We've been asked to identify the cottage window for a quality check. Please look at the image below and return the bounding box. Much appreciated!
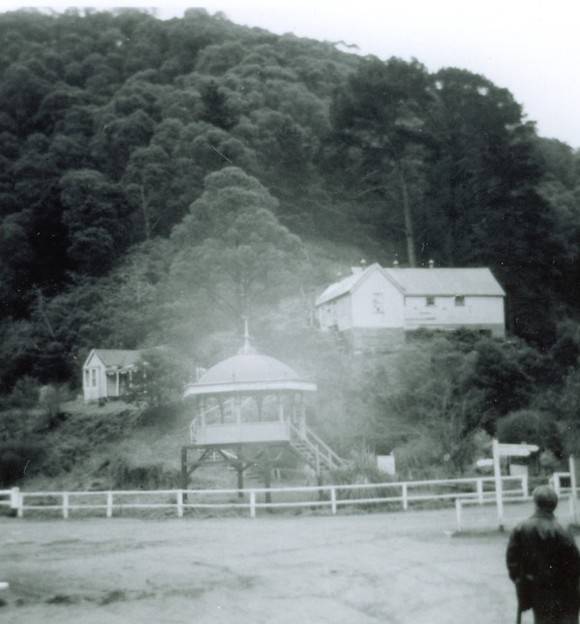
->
[426,296,435,306]
[455,296,465,307]
[91,369,97,387]
[372,292,385,314]
[84,369,89,387]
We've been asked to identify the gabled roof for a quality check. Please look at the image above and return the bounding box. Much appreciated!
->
[85,349,142,369]
[316,265,505,306]
[384,268,505,296]
[315,263,383,306]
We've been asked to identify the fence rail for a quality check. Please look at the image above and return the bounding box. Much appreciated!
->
[454,490,578,532]
[3,475,527,520]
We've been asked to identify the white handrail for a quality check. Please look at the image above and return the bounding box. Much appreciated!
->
[288,422,343,468]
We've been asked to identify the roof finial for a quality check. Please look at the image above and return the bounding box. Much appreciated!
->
[239,317,256,355]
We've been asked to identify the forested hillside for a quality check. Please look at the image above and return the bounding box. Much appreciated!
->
[2,8,580,481]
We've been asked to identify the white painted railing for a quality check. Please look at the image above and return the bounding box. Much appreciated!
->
[454,489,577,532]
[10,475,526,520]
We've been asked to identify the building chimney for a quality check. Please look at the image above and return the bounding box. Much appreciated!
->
[428,259,435,269]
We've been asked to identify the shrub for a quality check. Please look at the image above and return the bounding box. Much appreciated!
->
[0,442,46,486]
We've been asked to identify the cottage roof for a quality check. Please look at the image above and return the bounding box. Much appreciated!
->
[384,268,505,296]
[316,265,505,305]
[90,349,141,369]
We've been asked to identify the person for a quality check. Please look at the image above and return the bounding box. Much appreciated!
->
[506,485,580,624]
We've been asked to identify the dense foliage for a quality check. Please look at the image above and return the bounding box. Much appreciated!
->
[1,8,580,475]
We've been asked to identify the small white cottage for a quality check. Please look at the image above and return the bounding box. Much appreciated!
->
[82,349,141,402]
[316,263,505,351]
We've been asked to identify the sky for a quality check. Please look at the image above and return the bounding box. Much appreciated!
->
[2,0,579,148]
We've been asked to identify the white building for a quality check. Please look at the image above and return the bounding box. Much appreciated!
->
[82,349,141,402]
[316,263,505,352]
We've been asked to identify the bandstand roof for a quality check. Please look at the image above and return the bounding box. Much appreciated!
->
[184,349,316,398]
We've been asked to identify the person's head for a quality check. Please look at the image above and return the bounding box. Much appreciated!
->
[533,485,558,513]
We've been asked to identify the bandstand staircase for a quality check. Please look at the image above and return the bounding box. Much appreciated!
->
[288,423,345,472]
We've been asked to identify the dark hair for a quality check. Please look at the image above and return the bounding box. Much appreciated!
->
[533,485,558,512]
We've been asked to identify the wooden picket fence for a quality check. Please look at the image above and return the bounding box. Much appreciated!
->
[3,475,527,520]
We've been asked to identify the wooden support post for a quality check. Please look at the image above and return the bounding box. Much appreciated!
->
[300,397,307,437]
[264,465,272,506]
[317,470,324,501]
[330,487,337,515]
[17,493,24,518]
[522,473,529,499]
[256,396,264,422]
[181,447,189,492]
[106,491,113,518]
[62,492,69,519]
[237,446,244,498]
[402,483,408,511]
[234,395,241,426]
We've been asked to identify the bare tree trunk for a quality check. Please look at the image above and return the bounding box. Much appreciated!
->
[140,184,151,240]
[396,161,417,267]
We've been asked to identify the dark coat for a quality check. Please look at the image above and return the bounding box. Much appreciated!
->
[507,510,580,623]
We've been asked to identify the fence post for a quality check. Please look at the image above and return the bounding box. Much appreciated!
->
[455,498,462,532]
[177,490,184,518]
[250,491,256,519]
[9,487,19,511]
[17,492,24,518]
[476,479,484,504]
[521,473,529,499]
[330,487,337,515]
[106,491,113,519]
[62,492,69,519]
[402,483,408,511]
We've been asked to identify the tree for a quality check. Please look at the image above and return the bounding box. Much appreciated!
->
[371,336,485,473]
[60,169,131,275]
[328,57,432,265]
[170,167,303,327]
[130,347,191,408]
[122,145,171,239]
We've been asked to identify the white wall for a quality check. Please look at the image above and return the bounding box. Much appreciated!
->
[351,270,405,328]
[318,294,352,331]
[404,295,505,330]
[83,352,106,402]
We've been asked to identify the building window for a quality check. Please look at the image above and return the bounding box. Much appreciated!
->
[426,296,435,306]
[91,369,97,387]
[372,292,385,314]
[455,296,465,307]
[84,369,89,387]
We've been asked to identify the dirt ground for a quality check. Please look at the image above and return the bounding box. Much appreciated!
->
[0,504,568,624]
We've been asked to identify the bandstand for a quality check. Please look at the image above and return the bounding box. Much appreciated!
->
[181,331,343,493]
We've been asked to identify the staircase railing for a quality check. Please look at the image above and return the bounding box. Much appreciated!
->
[289,422,344,469]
